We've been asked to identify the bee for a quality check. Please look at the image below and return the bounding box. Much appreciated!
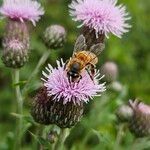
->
[65,34,105,82]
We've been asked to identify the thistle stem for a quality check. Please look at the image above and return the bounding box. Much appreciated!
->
[22,50,51,95]
[54,129,69,150]
[13,69,23,150]
[114,124,125,150]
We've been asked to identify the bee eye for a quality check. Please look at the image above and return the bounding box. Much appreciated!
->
[74,74,79,77]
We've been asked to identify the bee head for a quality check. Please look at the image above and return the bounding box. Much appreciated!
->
[67,63,81,82]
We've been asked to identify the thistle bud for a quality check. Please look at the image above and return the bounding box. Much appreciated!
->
[101,62,118,83]
[2,20,29,68]
[43,25,66,49]
[31,87,84,128]
[129,100,150,137]
[116,104,133,122]
[47,130,58,144]
[31,87,50,125]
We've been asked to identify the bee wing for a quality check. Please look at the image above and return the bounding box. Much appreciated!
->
[73,34,87,54]
[89,43,105,56]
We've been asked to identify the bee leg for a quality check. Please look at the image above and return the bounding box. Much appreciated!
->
[68,76,72,83]
[80,75,82,80]
[90,64,96,77]
[85,67,93,81]
[77,75,82,83]
[64,59,69,70]
[86,63,95,81]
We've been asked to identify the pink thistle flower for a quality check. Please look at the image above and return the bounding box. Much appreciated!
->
[0,0,44,26]
[129,99,150,115]
[5,39,25,50]
[129,99,150,137]
[69,0,131,38]
[2,20,29,68]
[42,59,106,105]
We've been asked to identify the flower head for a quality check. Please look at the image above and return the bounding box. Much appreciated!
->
[69,0,131,38]
[128,99,150,137]
[42,59,106,105]
[129,100,150,115]
[0,0,44,26]
[2,20,29,68]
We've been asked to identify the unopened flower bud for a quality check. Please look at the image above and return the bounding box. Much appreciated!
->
[116,104,133,122]
[101,62,118,83]
[31,87,84,128]
[31,87,50,125]
[43,25,66,49]
[129,100,150,137]
[111,81,123,92]
[2,20,29,68]
[47,130,58,144]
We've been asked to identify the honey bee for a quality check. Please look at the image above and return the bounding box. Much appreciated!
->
[65,34,105,82]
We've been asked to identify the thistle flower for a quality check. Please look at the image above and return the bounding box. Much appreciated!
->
[69,0,131,38]
[2,20,29,68]
[0,0,44,67]
[42,59,106,105]
[31,59,106,128]
[0,0,44,26]
[43,25,67,49]
[101,61,118,83]
[128,100,150,137]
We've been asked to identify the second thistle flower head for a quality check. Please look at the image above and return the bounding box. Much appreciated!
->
[42,59,106,105]
[69,0,131,38]
[0,0,44,25]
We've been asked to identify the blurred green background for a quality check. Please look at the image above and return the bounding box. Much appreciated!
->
[0,0,150,149]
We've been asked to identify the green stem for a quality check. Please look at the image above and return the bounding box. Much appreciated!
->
[33,126,42,150]
[114,124,125,150]
[13,69,23,150]
[54,129,69,150]
[22,50,51,95]
[131,138,141,150]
